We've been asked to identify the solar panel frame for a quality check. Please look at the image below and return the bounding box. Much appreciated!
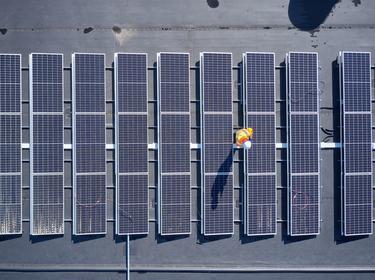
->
[287,52,321,236]
[339,51,373,236]
[243,52,277,236]
[157,52,191,236]
[114,52,149,235]
[200,52,234,236]
[0,54,22,235]
[72,53,107,235]
[29,53,64,235]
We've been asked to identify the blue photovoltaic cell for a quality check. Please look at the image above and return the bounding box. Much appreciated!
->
[74,54,105,113]
[118,114,148,173]
[290,175,319,235]
[203,175,233,235]
[204,144,233,173]
[203,83,232,112]
[0,54,21,235]
[158,53,191,235]
[116,53,147,113]
[73,53,106,235]
[118,175,148,234]
[32,54,63,112]
[244,53,276,236]
[341,51,372,236]
[160,114,190,173]
[32,175,63,234]
[247,175,276,235]
[0,176,21,234]
[32,115,64,173]
[30,53,64,235]
[290,114,319,174]
[115,53,148,235]
[289,52,318,113]
[75,175,106,234]
[246,53,275,112]
[288,52,320,236]
[161,175,190,234]
[0,115,21,173]
[201,52,233,235]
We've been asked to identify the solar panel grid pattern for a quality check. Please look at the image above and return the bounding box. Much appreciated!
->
[245,53,276,235]
[201,52,233,235]
[73,53,106,235]
[158,53,191,235]
[116,53,148,235]
[30,54,64,235]
[342,52,372,236]
[288,52,320,235]
[0,54,21,235]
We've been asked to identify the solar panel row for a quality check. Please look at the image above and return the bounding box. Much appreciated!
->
[158,53,191,235]
[72,53,107,235]
[340,51,373,236]
[201,52,234,236]
[115,53,149,235]
[0,52,373,238]
[243,52,276,236]
[30,53,64,235]
[287,52,320,236]
[0,54,21,235]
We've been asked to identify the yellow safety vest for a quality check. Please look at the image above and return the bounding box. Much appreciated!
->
[236,128,253,148]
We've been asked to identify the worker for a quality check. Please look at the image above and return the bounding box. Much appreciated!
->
[235,128,253,149]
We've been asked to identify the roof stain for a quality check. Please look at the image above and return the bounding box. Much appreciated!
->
[83,27,94,34]
[352,0,361,6]
[309,29,320,37]
[207,0,219,8]
[0,28,7,35]
[112,26,122,34]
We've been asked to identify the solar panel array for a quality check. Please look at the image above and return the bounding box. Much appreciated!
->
[72,53,106,235]
[157,53,191,235]
[243,53,276,236]
[287,52,320,236]
[115,53,148,235]
[0,54,22,235]
[340,51,373,236]
[30,53,64,235]
[201,52,233,236]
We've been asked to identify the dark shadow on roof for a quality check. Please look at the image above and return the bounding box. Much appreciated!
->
[288,0,339,31]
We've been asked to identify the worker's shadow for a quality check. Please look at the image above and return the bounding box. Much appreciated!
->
[211,150,233,209]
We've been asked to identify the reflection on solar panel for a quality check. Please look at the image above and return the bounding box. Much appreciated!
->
[72,53,106,235]
[340,51,373,236]
[115,53,148,235]
[157,53,191,235]
[287,52,320,236]
[200,52,233,236]
[30,53,64,235]
[243,52,276,236]
[0,54,21,235]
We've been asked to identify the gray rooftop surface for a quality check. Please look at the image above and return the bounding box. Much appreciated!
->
[0,0,375,279]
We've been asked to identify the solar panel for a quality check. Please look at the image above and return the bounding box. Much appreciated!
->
[200,52,233,236]
[340,51,373,236]
[115,53,148,235]
[157,52,191,235]
[72,53,106,235]
[243,52,276,236]
[0,54,22,235]
[30,54,64,236]
[287,52,320,236]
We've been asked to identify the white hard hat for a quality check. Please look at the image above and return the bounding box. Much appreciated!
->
[243,141,252,149]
